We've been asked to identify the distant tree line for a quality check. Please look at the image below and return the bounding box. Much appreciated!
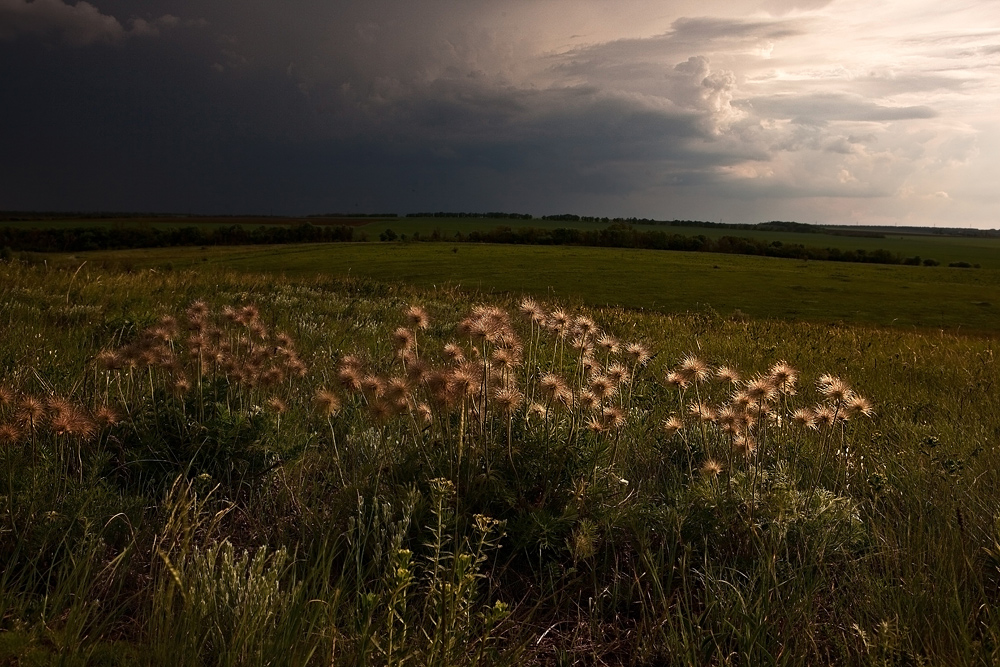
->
[405,212,534,219]
[0,221,979,269]
[0,223,354,253]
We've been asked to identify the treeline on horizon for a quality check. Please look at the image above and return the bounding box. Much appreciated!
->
[0,221,982,269]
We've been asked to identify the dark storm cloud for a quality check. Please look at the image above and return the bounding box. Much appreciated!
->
[0,0,994,225]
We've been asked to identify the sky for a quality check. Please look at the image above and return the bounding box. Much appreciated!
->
[1,0,999,227]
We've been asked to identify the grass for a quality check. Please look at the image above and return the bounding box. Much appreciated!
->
[1,257,1000,665]
[73,241,1000,332]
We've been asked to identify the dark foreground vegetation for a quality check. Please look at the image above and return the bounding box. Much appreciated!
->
[1,259,999,665]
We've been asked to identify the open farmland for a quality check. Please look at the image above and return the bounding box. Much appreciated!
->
[74,242,1000,332]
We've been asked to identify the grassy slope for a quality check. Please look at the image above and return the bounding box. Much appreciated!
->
[76,242,1000,331]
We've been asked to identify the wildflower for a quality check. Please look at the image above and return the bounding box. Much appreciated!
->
[519,298,542,321]
[700,459,723,479]
[493,387,523,414]
[415,403,433,424]
[360,375,386,398]
[405,358,429,383]
[589,375,616,401]
[733,435,757,457]
[171,376,191,396]
[95,350,123,370]
[267,397,288,414]
[492,345,523,370]
[768,361,798,394]
[678,355,711,384]
[845,394,874,417]
[573,315,598,340]
[661,416,683,436]
[813,405,836,428]
[577,390,600,412]
[548,309,571,334]
[605,362,630,386]
[688,401,716,423]
[624,342,651,366]
[93,405,120,428]
[791,407,817,429]
[314,389,341,417]
[405,305,430,329]
[337,365,363,392]
[819,377,852,403]
[716,406,745,435]
[186,299,210,321]
[715,365,741,385]
[0,423,21,446]
[600,406,625,430]
[392,327,415,351]
[0,385,13,409]
[596,334,620,354]
[745,376,777,404]
[527,403,548,420]
[17,396,45,429]
[539,373,570,405]
[449,368,479,397]
[580,355,600,376]
[443,343,465,363]
[665,371,690,390]
[386,377,410,402]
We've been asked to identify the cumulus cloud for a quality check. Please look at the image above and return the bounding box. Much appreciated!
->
[0,0,181,45]
[0,0,124,45]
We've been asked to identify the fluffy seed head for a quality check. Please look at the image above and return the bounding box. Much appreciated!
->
[589,375,616,401]
[665,371,690,390]
[813,405,836,428]
[493,387,523,414]
[17,396,45,428]
[443,343,465,364]
[745,376,777,403]
[791,408,817,429]
[0,423,22,446]
[700,459,723,479]
[688,401,717,423]
[678,355,711,384]
[577,390,600,412]
[661,416,683,436]
[768,361,799,393]
[624,342,651,366]
[715,365,741,384]
[392,327,415,351]
[360,375,386,398]
[405,305,430,329]
[314,389,341,417]
[819,377,851,403]
[596,334,620,354]
[845,394,874,417]
[93,405,120,427]
[539,373,570,404]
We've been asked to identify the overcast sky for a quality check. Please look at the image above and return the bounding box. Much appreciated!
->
[2,0,998,226]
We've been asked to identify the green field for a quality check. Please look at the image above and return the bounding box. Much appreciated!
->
[2,255,1000,665]
[76,242,1000,331]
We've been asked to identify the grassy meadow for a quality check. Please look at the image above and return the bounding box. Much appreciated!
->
[77,242,1000,332]
[1,253,1000,665]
